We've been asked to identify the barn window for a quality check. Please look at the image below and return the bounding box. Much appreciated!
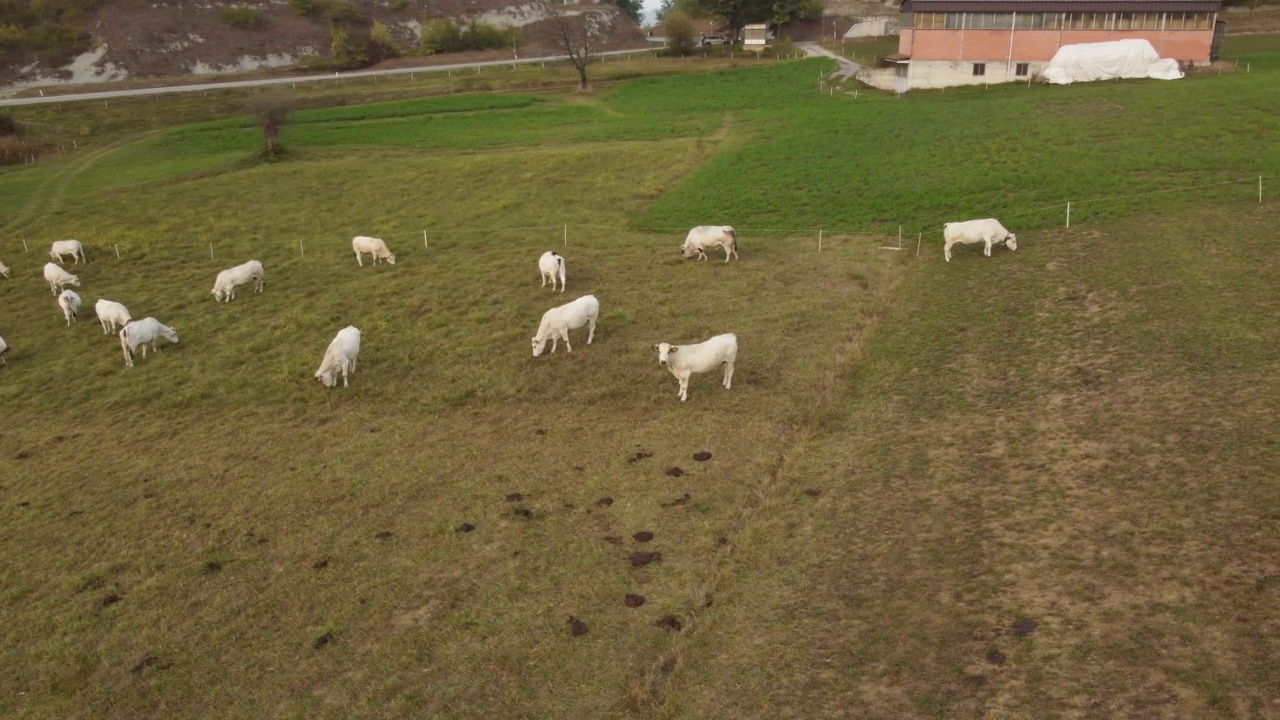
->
[1015,63,1030,76]
[973,63,987,76]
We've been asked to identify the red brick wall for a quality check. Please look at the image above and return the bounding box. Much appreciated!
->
[901,28,1213,63]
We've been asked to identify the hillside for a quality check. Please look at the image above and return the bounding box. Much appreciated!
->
[1,0,646,89]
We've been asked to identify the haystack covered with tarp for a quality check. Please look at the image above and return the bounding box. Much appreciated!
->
[1043,39,1184,84]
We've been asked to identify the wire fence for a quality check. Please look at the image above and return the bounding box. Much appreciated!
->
[0,173,1271,263]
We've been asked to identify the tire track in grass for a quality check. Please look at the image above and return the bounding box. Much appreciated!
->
[628,261,909,715]
[0,135,148,237]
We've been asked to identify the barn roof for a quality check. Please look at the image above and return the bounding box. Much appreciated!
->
[901,0,1221,11]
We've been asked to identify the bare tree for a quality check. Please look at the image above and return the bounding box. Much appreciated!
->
[247,90,292,156]
[541,2,602,91]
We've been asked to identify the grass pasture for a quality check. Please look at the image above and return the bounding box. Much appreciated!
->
[1,42,1279,718]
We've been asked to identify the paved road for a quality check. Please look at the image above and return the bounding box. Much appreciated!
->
[0,47,656,107]
[798,42,863,83]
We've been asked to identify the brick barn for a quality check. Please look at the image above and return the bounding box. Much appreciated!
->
[890,0,1225,89]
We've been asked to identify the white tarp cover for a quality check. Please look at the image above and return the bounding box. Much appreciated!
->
[1043,39,1183,84]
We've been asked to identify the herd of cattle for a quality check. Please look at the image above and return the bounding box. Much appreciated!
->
[0,220,1017,399]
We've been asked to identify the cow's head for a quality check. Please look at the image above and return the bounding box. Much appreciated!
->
[531,336,548,358]
[316,368,336,387]
[385,254,397,265]
[652,343,677,366]
[680,244,696,259]
[1005,233,1018,251]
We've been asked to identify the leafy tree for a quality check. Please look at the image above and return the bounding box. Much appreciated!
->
[704,0,771,34]
[369,19,397,60]
[664,11,696,55]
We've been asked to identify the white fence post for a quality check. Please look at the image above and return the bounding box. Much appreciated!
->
[916,232,922,258]
[818,228,823,252]
[564,225,568,247]
[1260,175,1263,203]
[898,225,903,249]
[300,239,305,257]
[423,230,428,249]
[22,239,28,252]
[114,244,120,259]
[1066,202,1071,229]
[209,243,214,261]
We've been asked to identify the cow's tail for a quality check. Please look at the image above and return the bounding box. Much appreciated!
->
[726,226,737,251]
[119,327,132,363]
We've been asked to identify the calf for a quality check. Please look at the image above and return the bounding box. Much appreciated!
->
[653,333,737,402]
[211,260,265,302]
[538,251,566,292]
[315,326,361,388]
[44,262,80,295]
[352,236,396,267]
[681,226,739,262]
[120,317,179,367]
[95,299,132,335]
[58,289,82,327]
[50,239,87,265]
[943,219,1018,262]
[532,294,598,357]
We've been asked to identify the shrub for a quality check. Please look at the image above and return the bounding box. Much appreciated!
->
[368,20,398,62]
[288,0,315,15]
[330,23,368,68]
[389,0,407,10]
[421,19,519,53]
[0,114,17,136]
[319,0,366,24]
[220,5,267,30]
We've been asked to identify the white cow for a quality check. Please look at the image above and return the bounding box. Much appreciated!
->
[681,226,739,262]
[50,239,87,265]
[531,294,598,357]
[315,326,361,388]
[119,317,179,367]
[95,299,132,335]
[58,290,82,327]
[0,259,9,279]
[653,333,737,402]
[211,260,265,302]
[538,251,566,292]
[352,236,396,267]
[0,334,7,365]
[943,218,1018,262]
[43,262,80,295]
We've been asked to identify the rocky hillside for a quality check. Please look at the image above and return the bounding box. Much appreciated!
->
[1,0,645,90]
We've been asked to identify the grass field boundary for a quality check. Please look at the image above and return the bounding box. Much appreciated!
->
[2,173,1269,261]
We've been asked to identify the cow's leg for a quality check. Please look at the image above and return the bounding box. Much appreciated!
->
[723,244,732,262]
[984,238,993,257]
[342,362,349,387]
[563,329,572,353]
[541,272,546,288]
[679,374,689,402]
[724,360,733,389]
[587,317,595,345]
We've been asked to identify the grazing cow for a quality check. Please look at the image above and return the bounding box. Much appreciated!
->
[49,239,87,265]
[211,260,265,302]
[0,334,7,365]
[119,317,179,367]
[942,219,1018,262]
[0,259,9,279]
[95,299,132,335]
[43,262,80,295]
[531,294,598,357]
[315,326,361,388]
[58,289,81,327]
[352,236,396,267]
[652,333,737,402]
[681,226,739,262]
[538,251,566,292]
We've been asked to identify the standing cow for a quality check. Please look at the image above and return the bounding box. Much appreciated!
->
[681,226,739,262]
[538,251,566,292]
[352,236,396,267]
[58,290,82,327]
[211,260,265,302]
[315,326,361,388]
[652,333,737,402]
